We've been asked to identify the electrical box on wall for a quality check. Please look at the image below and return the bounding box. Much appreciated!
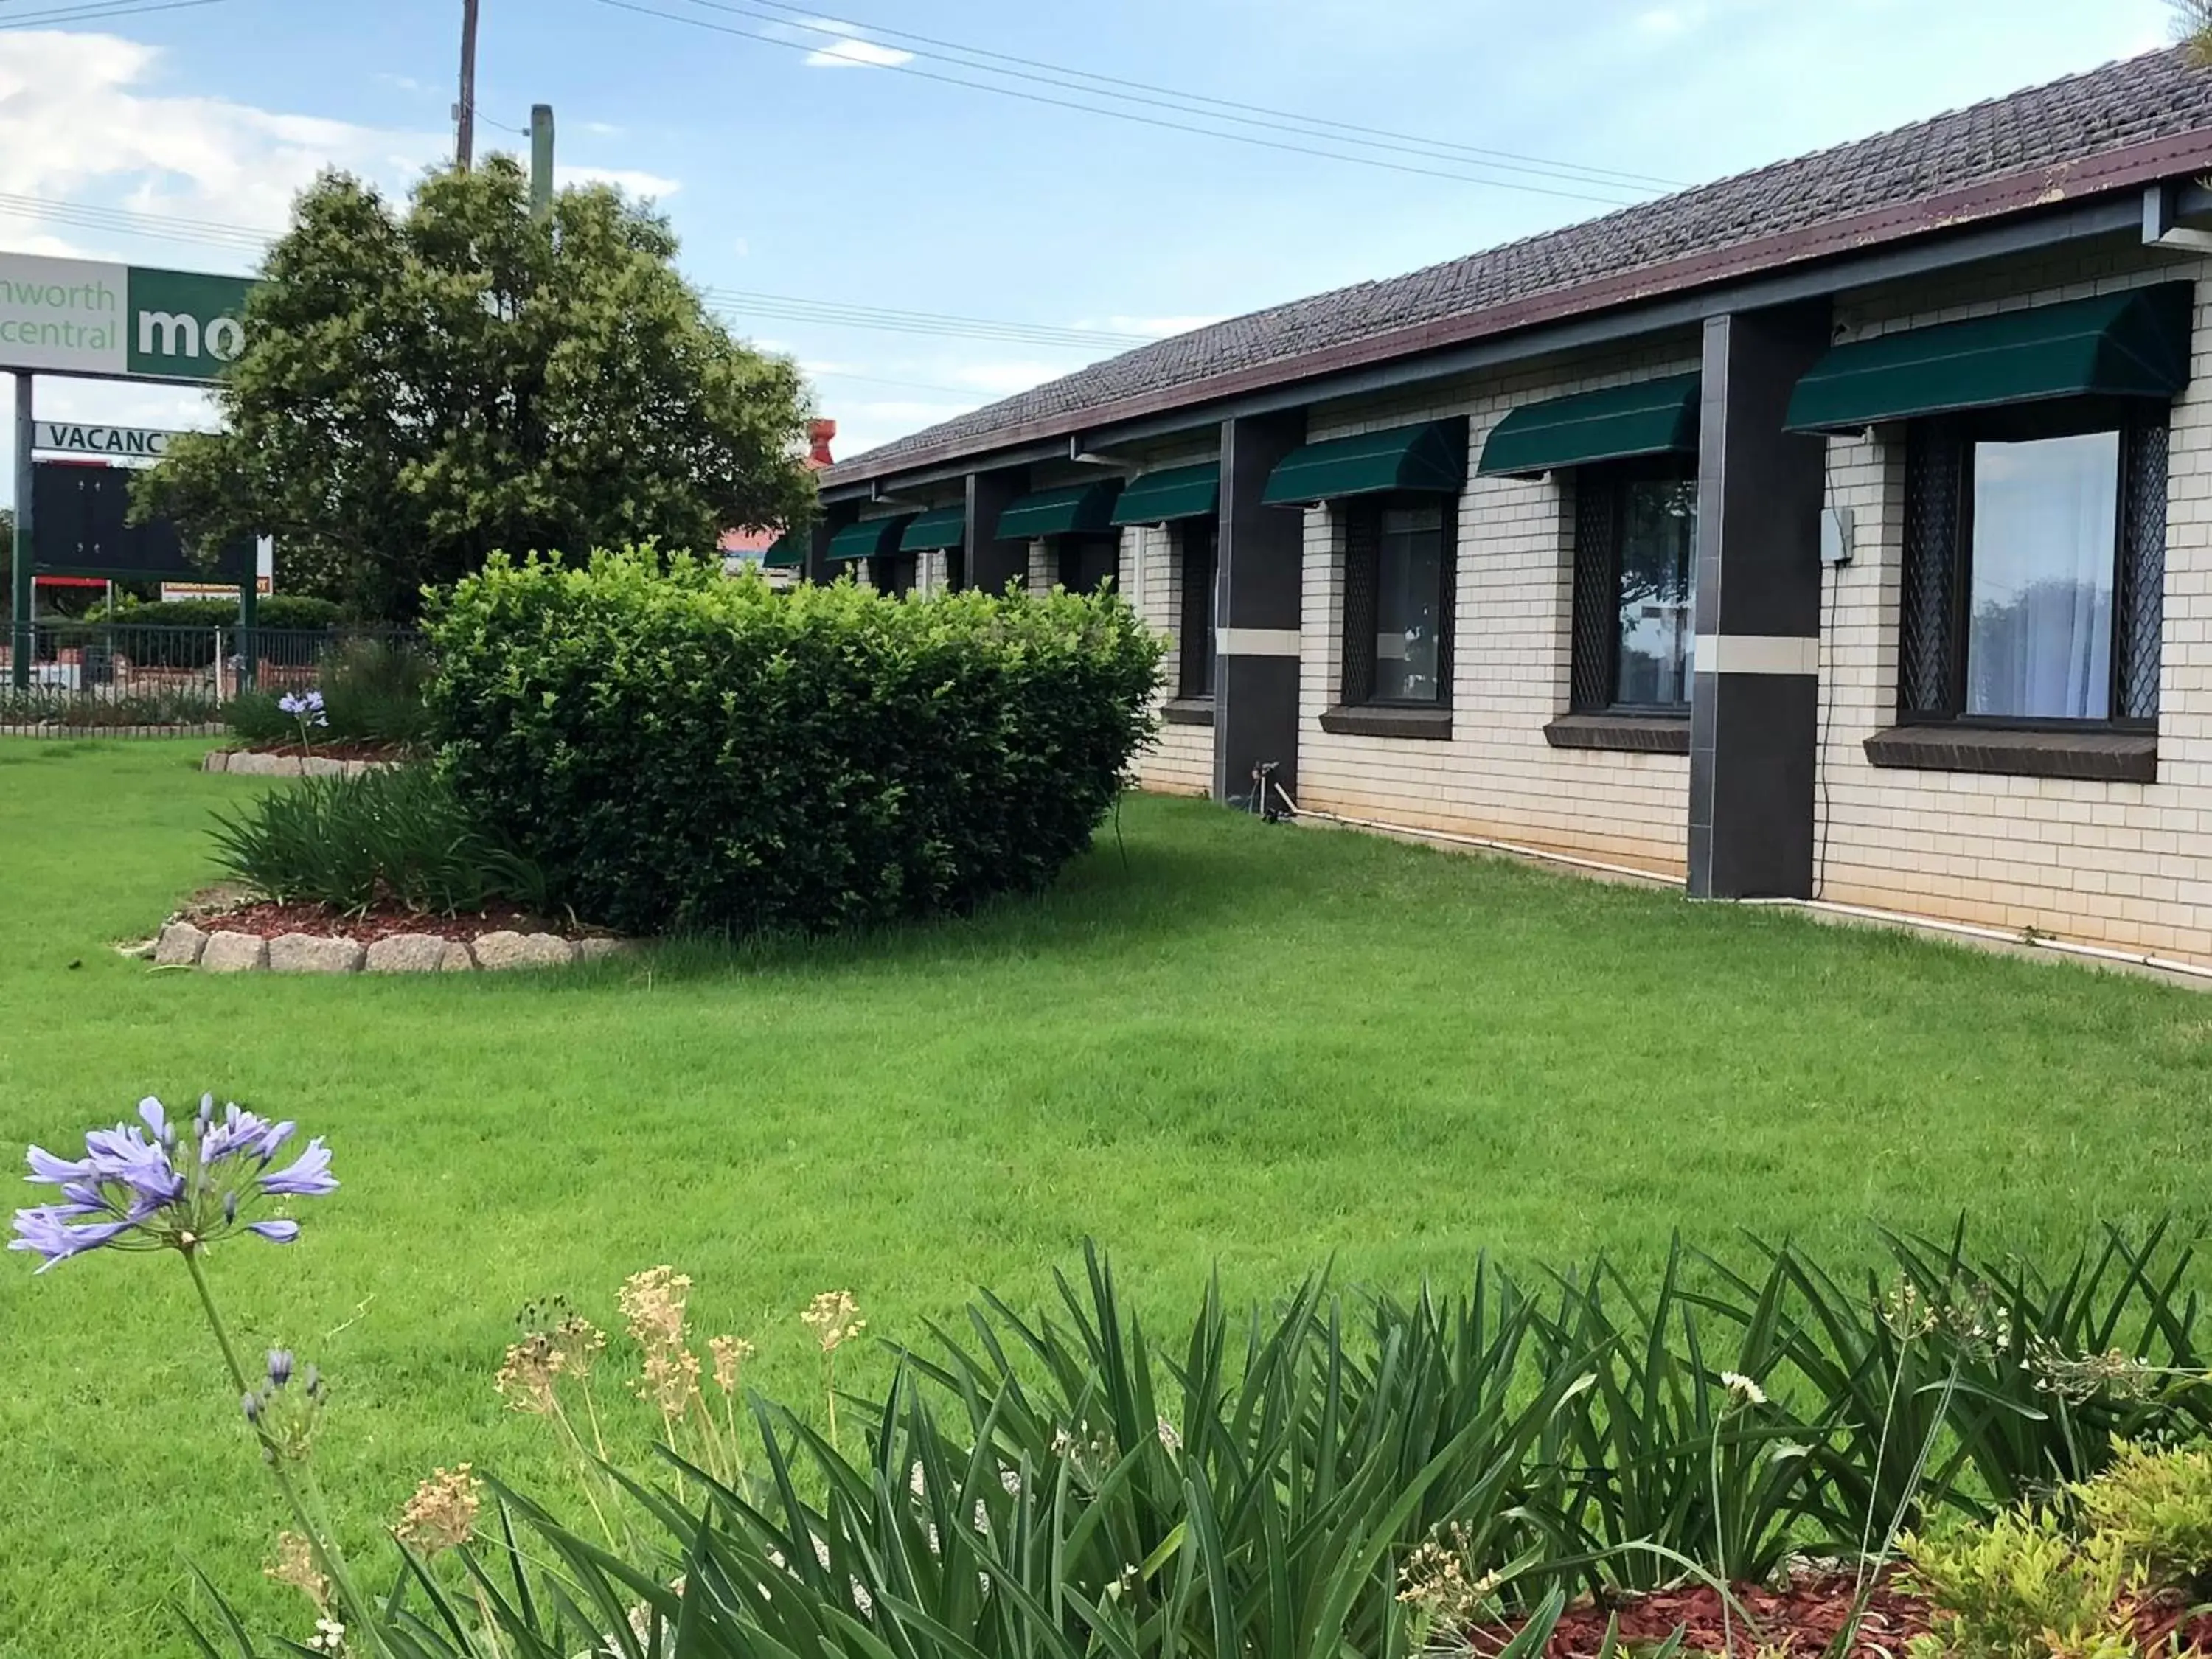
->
[1820,506,1855,568]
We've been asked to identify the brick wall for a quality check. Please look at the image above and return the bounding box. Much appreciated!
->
[1293,338,1703,874]
[1815,240,2212,961]
[1121,518,1214,795]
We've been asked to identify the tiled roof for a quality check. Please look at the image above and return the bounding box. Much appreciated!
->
[827,46,2212,484]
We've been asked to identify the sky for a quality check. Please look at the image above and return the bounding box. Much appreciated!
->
[0,0,2183,493]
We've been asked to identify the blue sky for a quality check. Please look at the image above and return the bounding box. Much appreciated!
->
[0,0,2182,475]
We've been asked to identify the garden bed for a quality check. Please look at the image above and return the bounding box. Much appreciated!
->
[1470,1571,1932,1658]
[151,894,636,973]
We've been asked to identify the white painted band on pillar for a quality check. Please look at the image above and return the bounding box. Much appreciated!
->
[1217,627,1302,658]
[1694,635,1820,676]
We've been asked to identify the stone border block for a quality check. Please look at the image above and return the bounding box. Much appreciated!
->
[201,931,269,973]
[268,933,366,974]
[155,921,209,967]
[473,931,577,970]
[366,934,451,973]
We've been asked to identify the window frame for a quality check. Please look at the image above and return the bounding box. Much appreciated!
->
[1568,455,1699,717]
[1177,515,1218,700]
[1339,491,1457,710]
[1899,398,2166,734]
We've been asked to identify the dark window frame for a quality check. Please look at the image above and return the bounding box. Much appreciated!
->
[1568,455,1698,717]
[1339,492,1457,709]
[1899,398,2166,734]
[1177,515,1218,700]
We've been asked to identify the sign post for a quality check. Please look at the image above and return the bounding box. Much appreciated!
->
[10,374,29,690]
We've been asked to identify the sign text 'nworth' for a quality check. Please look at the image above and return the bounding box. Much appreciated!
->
[0,252,256,383]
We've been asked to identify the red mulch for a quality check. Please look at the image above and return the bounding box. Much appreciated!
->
[234,741,411,762]
[1467,1571,2212,1658]
[1468,1572,1929,1658]
[189,898,569,945]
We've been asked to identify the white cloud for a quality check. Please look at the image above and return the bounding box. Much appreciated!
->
[797,18,915,69]
[581,119,624,137]
[557,164,681,198]
[1634,4,1712,37]
[0,28,442,262]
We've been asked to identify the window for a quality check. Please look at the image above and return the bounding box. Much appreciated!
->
[1342,495,1454,706]
[1901,406,2165,727]
[1178,517,1217,699]
[1571,462,1698,713]
[1057,534,1119,594]
[872,553,917,597]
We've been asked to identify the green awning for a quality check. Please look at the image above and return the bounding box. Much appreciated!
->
[995,479,1124,539]
[1478,374,1702,478]
[761,532,803,570]
[1785,282,2196,435]
[1261,420,1466,507]
[1110,462,1219,526]
[827,516,913,563]
[900,507,966,552]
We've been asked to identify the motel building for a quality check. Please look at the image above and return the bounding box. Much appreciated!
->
[812,47,2212,970]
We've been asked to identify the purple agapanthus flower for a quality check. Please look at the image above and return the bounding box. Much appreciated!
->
[10,1093,338,1272]
[276,689,328,727]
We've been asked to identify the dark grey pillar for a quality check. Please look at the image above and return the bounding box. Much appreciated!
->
[1213,411,1307,807]
[808,502,857,585]
[965,467,1030,594]
[1687,302,1832,899]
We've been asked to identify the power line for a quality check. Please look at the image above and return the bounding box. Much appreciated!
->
[695,0,1685,194]
[591,0,1654,207]
[0,0,229,27]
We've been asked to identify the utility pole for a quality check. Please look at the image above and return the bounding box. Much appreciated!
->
[530,104,555,220]
[455,0,481,170]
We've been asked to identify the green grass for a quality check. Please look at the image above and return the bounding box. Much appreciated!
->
[2,737,2211,1654]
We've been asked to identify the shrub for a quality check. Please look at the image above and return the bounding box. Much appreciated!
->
[2070,1441,2212,1593]
[209,765,546,916]
[1905,1512,2142,1659]
[110,595,346,631]
[224,636,434,747]
[426,549,1164,936]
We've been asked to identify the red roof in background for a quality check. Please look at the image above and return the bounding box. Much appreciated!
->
[723,420,835,555]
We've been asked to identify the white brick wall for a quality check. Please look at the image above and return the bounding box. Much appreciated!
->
[1291,339,1703,874]
[1815,240,2212,961]
[1121,518,1214,795]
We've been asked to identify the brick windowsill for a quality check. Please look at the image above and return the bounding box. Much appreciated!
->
[1543,713,1691,755]
[1318,704,1453,741]
[1863,724,2157,784]
[1161,698,1216,727]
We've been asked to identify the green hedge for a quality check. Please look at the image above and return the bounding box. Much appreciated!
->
[426,549,1164,936]
[110,596,345,630]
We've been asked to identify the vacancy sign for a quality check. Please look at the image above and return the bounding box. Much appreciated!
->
[0,252,255,383]
[35,422,186,459]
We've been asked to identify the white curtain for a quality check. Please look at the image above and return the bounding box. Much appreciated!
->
[1967,432,2118,721]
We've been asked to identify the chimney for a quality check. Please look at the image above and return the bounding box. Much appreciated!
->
[807,419,837,468]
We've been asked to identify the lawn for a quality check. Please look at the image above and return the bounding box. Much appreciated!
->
[3,737,2211,1655]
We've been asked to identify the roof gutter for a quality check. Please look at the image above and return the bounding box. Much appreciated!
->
[822,128,2212,501]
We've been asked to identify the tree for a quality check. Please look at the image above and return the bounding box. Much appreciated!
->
[139,158,818,619]
[2180,1,2212,63]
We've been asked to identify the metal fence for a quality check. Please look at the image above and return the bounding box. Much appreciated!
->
[0,623,424,737]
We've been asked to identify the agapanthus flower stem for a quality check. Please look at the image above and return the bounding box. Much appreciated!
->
[182,1248,391,1659]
